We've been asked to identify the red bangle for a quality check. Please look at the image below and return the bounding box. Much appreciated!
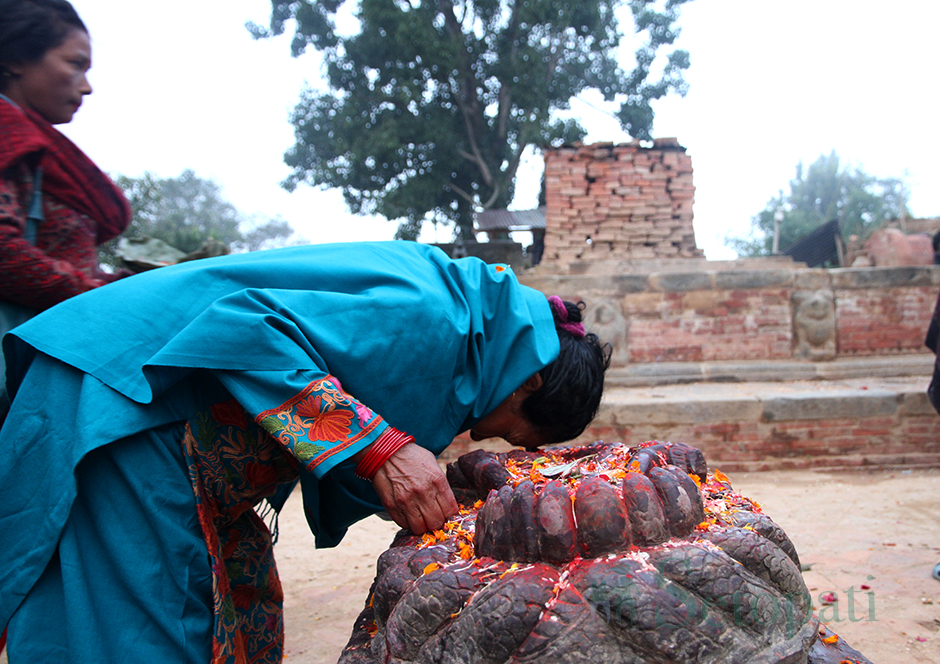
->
[355,427,415,480]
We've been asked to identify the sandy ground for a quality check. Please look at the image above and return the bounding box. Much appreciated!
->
[3,467,938,664]
[275,467,940,664]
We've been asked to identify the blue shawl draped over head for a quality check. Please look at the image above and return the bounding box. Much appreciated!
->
[0,243,558,622]
[5,241,558,441]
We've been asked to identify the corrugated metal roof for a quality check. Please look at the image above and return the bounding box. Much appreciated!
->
[475,207,545,231]
[782,219,841,267]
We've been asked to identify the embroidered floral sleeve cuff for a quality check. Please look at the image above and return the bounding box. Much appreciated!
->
[216,370,390,479]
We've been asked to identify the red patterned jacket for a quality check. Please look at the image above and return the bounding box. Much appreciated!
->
[0,99,131,311]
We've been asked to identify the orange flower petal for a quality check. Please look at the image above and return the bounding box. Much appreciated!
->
[713,469,731,484]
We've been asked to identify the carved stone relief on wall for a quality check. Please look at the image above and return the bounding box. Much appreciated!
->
[792,290,836,361]
[586,298,630,367]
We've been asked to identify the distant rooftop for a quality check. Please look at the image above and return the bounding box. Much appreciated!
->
[474,207,545,232]
[782,219,842,267]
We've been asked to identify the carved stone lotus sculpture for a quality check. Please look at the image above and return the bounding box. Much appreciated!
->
[339,442,872,664]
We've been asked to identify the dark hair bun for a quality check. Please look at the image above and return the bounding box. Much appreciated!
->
[556,299,583,323]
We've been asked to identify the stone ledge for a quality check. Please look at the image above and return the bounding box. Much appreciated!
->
[829,266,940,290]
[585,373,938,470]
[761,390,898,421]
[524,265,940,290]
[443,369,940,471]
[593,370,934,426]
[595,384,918,426]
[525,256,799,277]
[598,392,762,425]
[605,355,934,388]
[714,453,940,474]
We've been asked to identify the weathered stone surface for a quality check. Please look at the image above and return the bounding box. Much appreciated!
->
[898,390,936,416]
[863,228,933,267]
[829,266,934,289]
[792,269,832,290]
[599,393,763,426]
[649,272,714,292]
[534,480,578,564]
[792,289,837,361]
[340,442,872,663]
[575,476,632,557]
[523,273,649,296]
[714,269,795,290]
[761,390,898,421]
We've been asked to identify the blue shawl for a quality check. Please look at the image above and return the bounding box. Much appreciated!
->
[0,243,558,626]
[4,242,558,444]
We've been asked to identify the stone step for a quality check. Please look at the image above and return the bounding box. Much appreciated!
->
[606,354,935,387]
[444,358,940,472]
[587,368,939,472]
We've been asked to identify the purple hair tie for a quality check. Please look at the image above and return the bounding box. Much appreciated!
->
[548,295,585,338]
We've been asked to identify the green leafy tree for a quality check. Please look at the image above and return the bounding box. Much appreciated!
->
[99,170,295,267]
[241,215,296,252]
[728,151,909,258]
[250,0,693,240]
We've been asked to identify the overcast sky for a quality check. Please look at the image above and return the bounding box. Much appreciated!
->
[61,0,940,259]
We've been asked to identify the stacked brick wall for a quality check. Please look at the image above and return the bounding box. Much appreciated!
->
[579,413,940,472]
[542,139,703,267]
[444,266,940,472]
[443,390,940,472]
[521,266,940,367]
[625,287,793,362]
[580,388,940,472]
[833,279,936,355]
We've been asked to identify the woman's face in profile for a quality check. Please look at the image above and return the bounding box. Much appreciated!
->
[469,396,550,450]
[6,28,92,124]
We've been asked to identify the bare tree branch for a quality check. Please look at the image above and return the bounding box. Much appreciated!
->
[440,0,494,188]
[446,181,475,203]
[481,183,501,210]
[496,0,522,141]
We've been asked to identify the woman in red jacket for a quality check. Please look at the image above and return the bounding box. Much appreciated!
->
[0,0,131,412]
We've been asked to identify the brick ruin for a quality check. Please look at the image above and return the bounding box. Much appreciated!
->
[521,263,940,368]
[542,139,703,267]
[446,141,940,470]
[531,138,939,369]
[438,263,940,471]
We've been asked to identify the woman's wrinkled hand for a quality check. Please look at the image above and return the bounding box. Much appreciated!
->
[371,443,459,534]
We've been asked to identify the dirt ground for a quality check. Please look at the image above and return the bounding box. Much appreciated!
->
[2,467,937,664]
[275,467,940,664]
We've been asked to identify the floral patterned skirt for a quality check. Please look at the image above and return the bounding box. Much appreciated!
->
[181,399,301,664]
